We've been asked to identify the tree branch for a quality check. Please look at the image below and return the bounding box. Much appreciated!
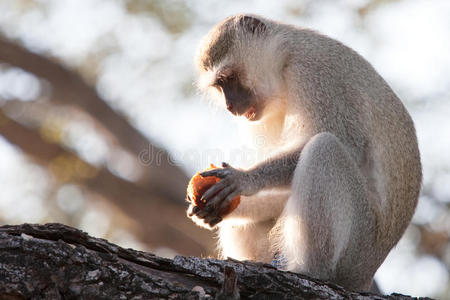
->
[0,223,426,299]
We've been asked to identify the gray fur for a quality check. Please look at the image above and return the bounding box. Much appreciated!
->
[189,14,422,292]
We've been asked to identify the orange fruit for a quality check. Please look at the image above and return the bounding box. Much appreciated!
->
[187,164,240,216]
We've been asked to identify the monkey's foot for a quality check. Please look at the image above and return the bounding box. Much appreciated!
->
[271,251,288,269]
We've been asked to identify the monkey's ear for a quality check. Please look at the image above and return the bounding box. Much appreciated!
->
[238,15,266,34]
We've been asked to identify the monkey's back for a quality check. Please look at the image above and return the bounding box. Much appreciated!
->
[333,37,422,246]
[280,25,422,248]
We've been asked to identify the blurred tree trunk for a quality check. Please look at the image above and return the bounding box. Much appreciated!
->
[0,35,187,203]
[0,109,213,256]
[0,223,419,300]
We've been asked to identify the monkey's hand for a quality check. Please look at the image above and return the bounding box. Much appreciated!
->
[187,162,260,228]
[186,204,223,230]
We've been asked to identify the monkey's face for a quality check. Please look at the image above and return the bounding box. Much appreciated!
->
[195,14,275,121]
[213,68,262,121]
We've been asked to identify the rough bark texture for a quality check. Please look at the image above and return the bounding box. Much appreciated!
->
[0,223,430,300]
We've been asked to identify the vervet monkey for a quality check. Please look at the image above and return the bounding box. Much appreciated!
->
[187,14,422,292]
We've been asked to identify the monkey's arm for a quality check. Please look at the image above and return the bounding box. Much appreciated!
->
[190,147,302,227]
[246,149,302,190]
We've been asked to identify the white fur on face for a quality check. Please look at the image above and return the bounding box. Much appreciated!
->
[195,25,288,110]
[195,68,225,109]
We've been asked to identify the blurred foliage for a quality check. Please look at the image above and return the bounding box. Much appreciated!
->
[126,0,192,34]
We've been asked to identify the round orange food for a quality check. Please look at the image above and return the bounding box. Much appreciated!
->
[187,164,240,216]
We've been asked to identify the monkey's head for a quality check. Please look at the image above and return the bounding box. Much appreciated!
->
[195,14,286,122]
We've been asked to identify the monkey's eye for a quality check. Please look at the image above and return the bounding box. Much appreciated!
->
[215,73,236,87]
[216,77,226,86]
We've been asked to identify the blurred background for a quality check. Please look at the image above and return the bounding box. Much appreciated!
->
[0,0,449,298]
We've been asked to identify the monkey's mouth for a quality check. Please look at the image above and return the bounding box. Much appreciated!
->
[244,106,257,120]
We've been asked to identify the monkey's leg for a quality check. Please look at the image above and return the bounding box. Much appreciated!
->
[280,132,377,291]
[218,218,275,262]
[217,190,289,262]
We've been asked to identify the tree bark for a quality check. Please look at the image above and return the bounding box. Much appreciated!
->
[0,223,428,300]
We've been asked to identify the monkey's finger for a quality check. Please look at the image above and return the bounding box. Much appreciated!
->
[196,199,219,218]
[203,213,219,225]
[221,162,231,168]
[198,186,234,218]
[200,168,232,178]
[196,209,210,219]
[200,169,220,177]
[199,205,220,220]
[218,191,240,213]
[203,185,235,212]
[208,217,223,227]
[188,205,200,217]
[197,195,227,218]
[200,180,229,203]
